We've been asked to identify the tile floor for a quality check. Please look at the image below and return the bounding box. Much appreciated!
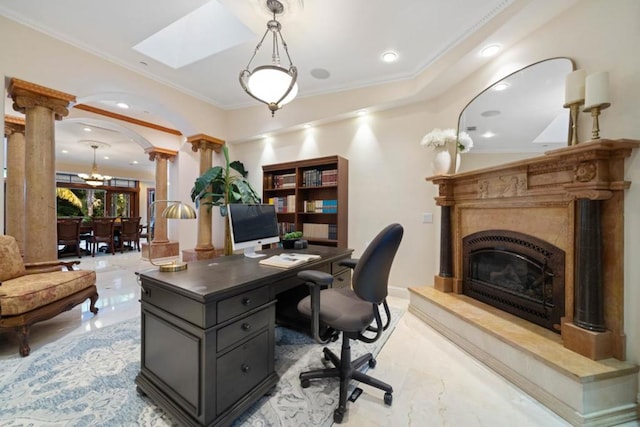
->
[1,251,634,426]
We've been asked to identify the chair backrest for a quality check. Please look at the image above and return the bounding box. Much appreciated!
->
[92,217,117,239]
[352,223,404,304]
[0,235,26,281]
[120,217,141,236]
[57,217,82,242]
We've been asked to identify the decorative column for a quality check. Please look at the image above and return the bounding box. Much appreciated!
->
[4,116,26,251]
[429,176,456,292]
[8,79,75,263]
[142,147,180,260]
[183,134,224,262]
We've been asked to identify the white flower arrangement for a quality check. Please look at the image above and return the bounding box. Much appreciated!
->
[420,128,473,153]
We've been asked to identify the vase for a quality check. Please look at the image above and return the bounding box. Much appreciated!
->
[431,147,452,175]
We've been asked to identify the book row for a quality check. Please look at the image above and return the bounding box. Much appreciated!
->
[302,222,338,240]
[303,199,337,213]
[302,169,338,187]
[268,195,296,213]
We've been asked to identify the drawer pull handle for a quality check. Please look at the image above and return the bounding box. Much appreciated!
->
[241,364,251,373]
[242,297,252,306]
[242,323,251,331]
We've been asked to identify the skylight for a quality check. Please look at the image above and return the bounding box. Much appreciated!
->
[132,1,256,69]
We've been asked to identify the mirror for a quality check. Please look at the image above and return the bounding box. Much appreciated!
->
[458,58,574,153]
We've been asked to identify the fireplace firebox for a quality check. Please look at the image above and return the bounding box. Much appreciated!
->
[462,230,565,332]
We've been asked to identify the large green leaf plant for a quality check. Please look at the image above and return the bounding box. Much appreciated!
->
[190,145,261,255]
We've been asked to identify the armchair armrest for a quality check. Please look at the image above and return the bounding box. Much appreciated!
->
[338,258,358,269]
[298,270,334,345]
[24,260,80,274]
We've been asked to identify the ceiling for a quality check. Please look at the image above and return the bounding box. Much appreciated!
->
[0,0,575,179]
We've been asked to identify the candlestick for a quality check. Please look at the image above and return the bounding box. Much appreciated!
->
[563,100,584,145]
[583,102,611,140]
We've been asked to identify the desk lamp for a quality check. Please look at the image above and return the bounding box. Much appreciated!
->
[147,200,197,272]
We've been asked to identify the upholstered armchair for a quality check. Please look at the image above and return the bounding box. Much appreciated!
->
[0,235,99,356]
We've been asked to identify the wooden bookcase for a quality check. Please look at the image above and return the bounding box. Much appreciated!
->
[262,155,348,248]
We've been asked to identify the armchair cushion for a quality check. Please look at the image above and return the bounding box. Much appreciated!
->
[0,235,26,282]
[298,287,374,333]
[0,269,96,316]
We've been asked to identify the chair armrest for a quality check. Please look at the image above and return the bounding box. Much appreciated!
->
[338,258,358,269]
[24,260,80,274]
[298,270,334,345]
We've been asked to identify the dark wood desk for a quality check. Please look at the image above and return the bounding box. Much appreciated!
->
[135,245,353,427]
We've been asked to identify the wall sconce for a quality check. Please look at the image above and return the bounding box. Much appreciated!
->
[147,200,197,272]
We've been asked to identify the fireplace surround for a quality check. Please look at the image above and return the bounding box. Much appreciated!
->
[410,139,640,426]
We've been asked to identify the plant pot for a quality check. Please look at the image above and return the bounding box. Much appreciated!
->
[282,239,298,249]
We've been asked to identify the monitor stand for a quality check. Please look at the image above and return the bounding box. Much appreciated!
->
[244,246,265,258]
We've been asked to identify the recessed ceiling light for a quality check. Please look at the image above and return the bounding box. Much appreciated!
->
[131,160,139,165]
[482,131,496,138]
[310,68,331,79]
[83,127,92,132]
[493,82,509,91]
[481,110,501,117]
[116,102,129,109]
[480,44,501,57]
[103,156,110,160]
[303,124,312,129]
[381,51,398,63]
[61,149,68,154]
[357,110,367,116]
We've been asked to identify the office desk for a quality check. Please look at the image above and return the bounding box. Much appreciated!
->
[135,245,353,427]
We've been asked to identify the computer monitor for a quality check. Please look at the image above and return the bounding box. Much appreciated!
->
[227,203,280,258]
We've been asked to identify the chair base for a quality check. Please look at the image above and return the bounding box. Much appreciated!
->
[299,333,393,423]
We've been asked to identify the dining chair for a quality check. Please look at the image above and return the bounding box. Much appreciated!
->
[89,217,117,256]
[119,217,141,252]
[56,217,83,258]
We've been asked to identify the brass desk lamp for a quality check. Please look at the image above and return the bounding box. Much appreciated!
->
[147,200,197,272]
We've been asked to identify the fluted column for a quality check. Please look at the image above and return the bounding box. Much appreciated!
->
[146,148,177,244]
[4,116,26,251]
[187,134,224,253]
[8,79,75,263]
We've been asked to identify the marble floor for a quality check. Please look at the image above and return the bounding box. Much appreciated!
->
[1,251,633,426]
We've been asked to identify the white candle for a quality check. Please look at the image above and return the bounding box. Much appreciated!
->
[564,69,586,105]
[584,71,610,109]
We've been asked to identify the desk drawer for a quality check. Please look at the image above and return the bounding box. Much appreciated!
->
[216,330,269,414]
[332,269,351,289]
[217,287,269,323]
[217,308,270,352]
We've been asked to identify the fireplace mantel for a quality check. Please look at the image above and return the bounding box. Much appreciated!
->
[427,138,639,360]
[409,139,639,426]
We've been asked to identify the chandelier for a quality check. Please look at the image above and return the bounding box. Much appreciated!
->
[78,144,112,187]
[239,0,298,116]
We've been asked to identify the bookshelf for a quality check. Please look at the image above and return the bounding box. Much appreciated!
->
[263,155,348,248]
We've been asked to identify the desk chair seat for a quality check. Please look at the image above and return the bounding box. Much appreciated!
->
[296,223,403,423]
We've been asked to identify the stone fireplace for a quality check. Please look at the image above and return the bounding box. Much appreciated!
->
[409,140,640,426]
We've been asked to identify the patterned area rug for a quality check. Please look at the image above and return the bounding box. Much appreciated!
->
[0,308,402,426]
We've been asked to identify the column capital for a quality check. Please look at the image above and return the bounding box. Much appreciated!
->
[4,115,25,136]
[145,147,179,162]
[186,134,225,153]
[8,78,76,121]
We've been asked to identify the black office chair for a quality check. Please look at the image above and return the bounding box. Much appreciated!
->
[296,223,404,423]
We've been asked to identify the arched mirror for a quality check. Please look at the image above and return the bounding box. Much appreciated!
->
[458,58,574,153]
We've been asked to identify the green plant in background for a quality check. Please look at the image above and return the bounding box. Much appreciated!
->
[191,145,261,255]
[56,188,83,217]
[283,231,302,240]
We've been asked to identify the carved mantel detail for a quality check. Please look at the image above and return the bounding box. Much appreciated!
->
[427,139,639,361]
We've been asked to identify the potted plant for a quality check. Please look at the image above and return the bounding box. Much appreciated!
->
[282,231,303,249]
[191,145,261,255]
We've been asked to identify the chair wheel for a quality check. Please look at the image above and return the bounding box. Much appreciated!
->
[384,392,392,405]
[322,349,331,361]
[301,379,310,388]
[333,408,345,423]
[368,358,377,368]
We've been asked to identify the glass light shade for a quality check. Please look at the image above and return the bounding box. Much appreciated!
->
[248,66,298,105]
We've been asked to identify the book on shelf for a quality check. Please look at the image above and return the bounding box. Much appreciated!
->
[268,195,296,213]
[303,199,337,213]
[302,168,338,187]
[259,253,321,269]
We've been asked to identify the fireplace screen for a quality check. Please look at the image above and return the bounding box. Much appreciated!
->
[463,230,565,332]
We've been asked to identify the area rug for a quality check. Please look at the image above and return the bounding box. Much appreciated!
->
[0,308,402,426]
